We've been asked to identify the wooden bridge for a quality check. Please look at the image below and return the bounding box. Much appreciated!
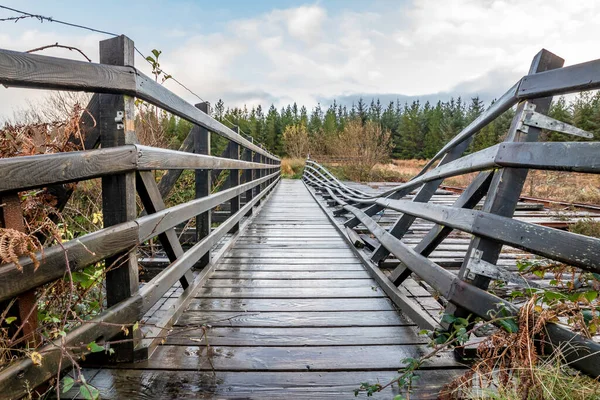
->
[2,35,600,398]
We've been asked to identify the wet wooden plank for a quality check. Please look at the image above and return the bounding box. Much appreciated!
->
[176,310,409,327]
[119,344,460,371]
[210,271,371,279]
[166,326,423,346]
[68,369,465,399]
[194,287,385,298]
[204,278,376,288]
[186,297,396,312]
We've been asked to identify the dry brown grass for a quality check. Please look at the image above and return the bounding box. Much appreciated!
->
[281,157,305,179]
[372,159,600,205]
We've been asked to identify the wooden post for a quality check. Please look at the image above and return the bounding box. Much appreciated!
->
[194,102,211,268]
[244,148,254,217]
[0,194,38,347]
[228,128,241,233]
[443,49,565,328]
[253,151,261,200]
[99,35,139,361]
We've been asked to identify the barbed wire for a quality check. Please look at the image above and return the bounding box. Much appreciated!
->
[0,4,256,141]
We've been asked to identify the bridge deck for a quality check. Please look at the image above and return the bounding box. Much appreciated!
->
[75,180,464,399]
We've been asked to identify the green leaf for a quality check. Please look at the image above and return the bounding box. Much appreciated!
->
[62,377,74,393]
[133,321,139,332]
[418,329,430,336]
[393,396,406,400]
[87,341,105,353]
[151,49,161,58]
[585,291,598,303]
[441,314,456,324]
[79,385,100,400]
[532,270,545,278]
[5,316,16,324]
[498,318,519,333]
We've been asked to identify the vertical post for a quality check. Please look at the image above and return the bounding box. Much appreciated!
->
[0,194,38,347]
[253,151,261,201]
[244,148,254,216]
[443,49,565,327]
[228,129,241,233]
[99,35,139,361]
[195,102,211,268]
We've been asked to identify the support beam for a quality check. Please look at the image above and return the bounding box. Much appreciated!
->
[194,102,211,268]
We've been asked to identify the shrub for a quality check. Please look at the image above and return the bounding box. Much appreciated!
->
[283,123,310,158]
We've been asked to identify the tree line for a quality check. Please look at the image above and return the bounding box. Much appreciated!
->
[159,91,600,159]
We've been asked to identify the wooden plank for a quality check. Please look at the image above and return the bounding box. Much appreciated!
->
[0,222,138,302]
[166,326,424,346]
[204,278,376,288]
[177,310,410,327]
[185,297,396,312]
[0,146,136,193]
[0,48,278,161]
[136,145,270,170]
[195,287,385,299]
[68,369,466,399]
[118,344,460,371]
[210,271,370,279]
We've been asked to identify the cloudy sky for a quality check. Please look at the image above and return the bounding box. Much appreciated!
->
[0,0,599,116]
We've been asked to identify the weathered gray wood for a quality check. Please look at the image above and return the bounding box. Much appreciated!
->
[186,297,394,312]
[136,145,271,170]
[194,102,211,267]
[0,48,278,161]
[137,171,278,241]
[244,148,254,216]
[445,49,564,325]
[0,222,138,302]
[67,369,465,399]
[518,56,600,98]
[0,146,136,193]
[177,310,408,327]
[121,344,460,371]
[332,194,600,377]
[195,287,385,298]
[204,278,376,288]
[0,47,136,93]
[391,171,494,285]
[166,326,423,346]
[227,129,241,233]
[99,35,140,361]
[371,137,474,263]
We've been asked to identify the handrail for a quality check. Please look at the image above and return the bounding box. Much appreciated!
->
[301,48,600,379]
[0,34,282,398]
[0,48,279,161]
[304,165,600,377]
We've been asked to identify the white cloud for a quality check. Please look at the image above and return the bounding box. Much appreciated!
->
[2,0,600,118]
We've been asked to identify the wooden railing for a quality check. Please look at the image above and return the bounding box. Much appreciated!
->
[0,34,280,397]
[304,49,600,378]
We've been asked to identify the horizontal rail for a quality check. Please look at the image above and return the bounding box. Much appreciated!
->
[0,172,278,301]
[307,171,600,272]
[304,167,600,377]
[0,49,278,161]
[0,177,280,399]
[0,144,275,193]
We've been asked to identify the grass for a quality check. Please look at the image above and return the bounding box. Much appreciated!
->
[281,157,305,179]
